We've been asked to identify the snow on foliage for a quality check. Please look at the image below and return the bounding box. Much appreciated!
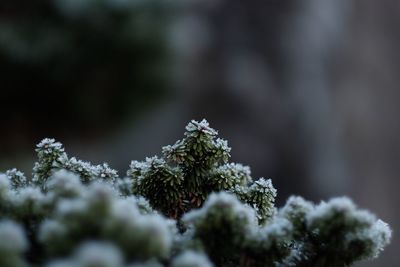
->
[0,220,28,267]
[171,250,214,267]
[0,120,392,267]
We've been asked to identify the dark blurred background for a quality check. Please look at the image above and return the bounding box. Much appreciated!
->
[0,1,398,266]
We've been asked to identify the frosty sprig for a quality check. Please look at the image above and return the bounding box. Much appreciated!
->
[233,178,277,224]
[129,120,275,221]
[32,138,118,187]
[128,157,184,218]
[33,138,67,185]
[0,119,392,267]
[5,168,29,189]
[302,197,392,266]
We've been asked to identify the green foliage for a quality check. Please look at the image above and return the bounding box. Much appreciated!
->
[33,138,118,187]
[130,119,274,222]
[0,120,392,267]
[128,157,184,217]
[183,192,256,266]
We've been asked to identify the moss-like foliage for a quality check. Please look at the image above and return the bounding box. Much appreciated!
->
[0,120,392,267]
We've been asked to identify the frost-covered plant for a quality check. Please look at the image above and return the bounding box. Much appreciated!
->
[0,220,28,267]
[0,120,391,267]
